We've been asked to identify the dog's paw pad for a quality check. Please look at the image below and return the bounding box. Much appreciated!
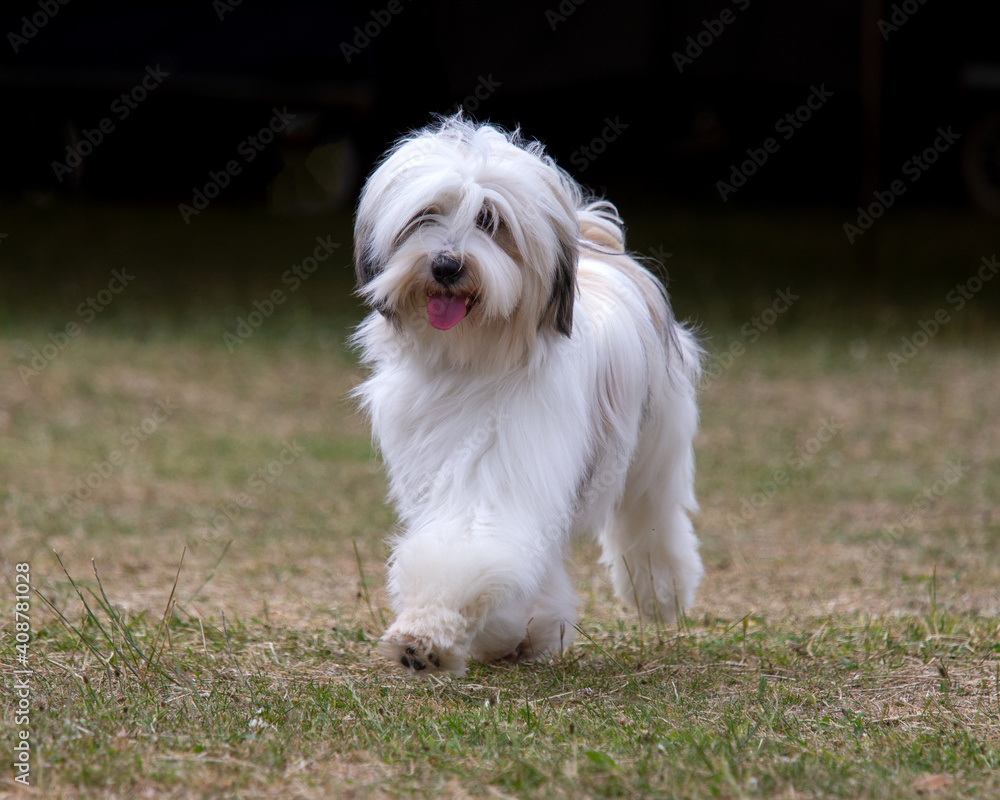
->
[383,639,442,674]
[399,645,440,671]
[378,609,469,675]
[380,634,461,675]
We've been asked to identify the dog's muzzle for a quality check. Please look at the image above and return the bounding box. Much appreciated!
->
[426,254,476,331]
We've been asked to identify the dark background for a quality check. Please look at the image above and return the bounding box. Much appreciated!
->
[1,0,998,328]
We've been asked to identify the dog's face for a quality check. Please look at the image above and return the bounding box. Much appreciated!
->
[354,118,579,363]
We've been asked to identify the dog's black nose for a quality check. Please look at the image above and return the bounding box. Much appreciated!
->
[431,255,462,286]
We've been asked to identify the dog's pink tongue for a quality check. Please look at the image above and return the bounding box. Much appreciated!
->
[427,294,467,331]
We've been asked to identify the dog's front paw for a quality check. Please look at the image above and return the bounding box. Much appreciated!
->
[378,609,469,676]
[379,636,447,674]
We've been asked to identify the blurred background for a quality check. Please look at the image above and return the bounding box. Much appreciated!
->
[1,0,998,335]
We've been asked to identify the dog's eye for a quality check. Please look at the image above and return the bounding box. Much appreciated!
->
[416,207,439,226]
[476,206,499,232]
[402,208,438,237]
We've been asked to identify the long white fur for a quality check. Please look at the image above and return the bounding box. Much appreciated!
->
[352,116,703,676]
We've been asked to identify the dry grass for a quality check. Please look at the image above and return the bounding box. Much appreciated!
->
[1,322,998,798]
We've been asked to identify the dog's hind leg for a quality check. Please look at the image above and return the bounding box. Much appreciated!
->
[598,377,703,625]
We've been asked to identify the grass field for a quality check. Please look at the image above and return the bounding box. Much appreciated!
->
[1,201,999,798]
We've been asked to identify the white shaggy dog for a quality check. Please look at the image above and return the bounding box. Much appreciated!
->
[352,115,703,676]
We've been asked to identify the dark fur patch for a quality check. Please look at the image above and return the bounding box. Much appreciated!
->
[354,227,399,324]
[541,228,577,337]
[354,241,379,288]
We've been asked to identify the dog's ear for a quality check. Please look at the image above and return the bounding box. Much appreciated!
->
[354,221,379,289]
[354,225,399,324]
[541,227,577,337]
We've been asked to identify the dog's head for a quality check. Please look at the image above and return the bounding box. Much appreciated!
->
[354,116,580,364]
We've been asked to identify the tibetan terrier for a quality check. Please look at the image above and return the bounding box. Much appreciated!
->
[352,115,703,676]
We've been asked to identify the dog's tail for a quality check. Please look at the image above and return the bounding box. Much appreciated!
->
[577,200,626,254]
[575,198,702,382]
